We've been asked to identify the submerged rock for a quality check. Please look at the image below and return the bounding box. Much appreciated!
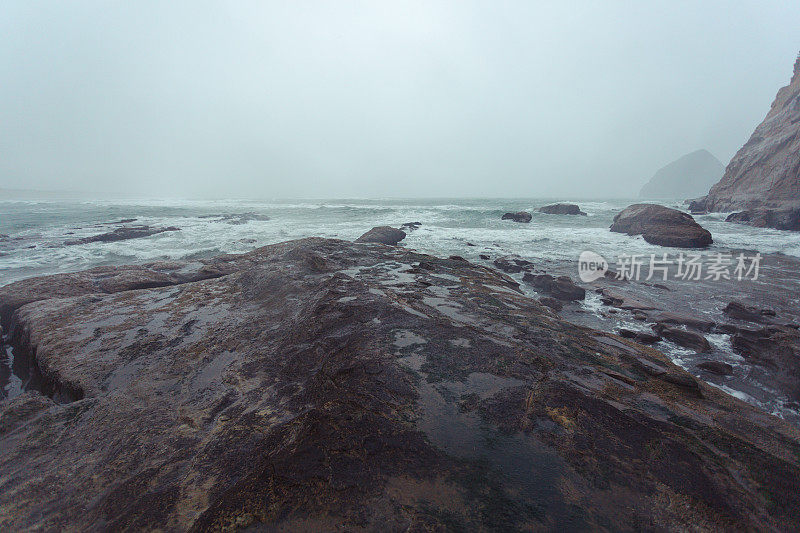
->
[538,203,587,216]
[355,226,406,245]
[610,204,713,248]
[65,225,180,245]
[1,238,799,530]
[400,221,422,231]
[501,211,532,223]
[198,212,271,225]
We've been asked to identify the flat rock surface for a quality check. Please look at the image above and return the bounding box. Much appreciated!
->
[1,238,800,531]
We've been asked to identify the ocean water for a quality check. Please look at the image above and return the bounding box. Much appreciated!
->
[2,197,800,285]
[2,197,800,423]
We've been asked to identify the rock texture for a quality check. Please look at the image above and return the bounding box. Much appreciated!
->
[701,54,800,213]
[639,150,724,199]
[1,239,800,530]
[610,204,713,248]
[501,211,532,223]
[538,204,587,216]
[355,226,406,245]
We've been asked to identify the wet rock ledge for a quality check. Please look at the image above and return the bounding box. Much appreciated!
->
[1,238,800,530]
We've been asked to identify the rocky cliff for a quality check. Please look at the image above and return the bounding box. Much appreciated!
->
[703,54,800,212]
[1,238,800,530]
[639,149,724,199]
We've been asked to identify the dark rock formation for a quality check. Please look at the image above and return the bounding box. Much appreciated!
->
[355,226,406,245]
[726,208,800,231]
[702,55,800,213]
[731,325,800,402]
[649,311,716,332]
[610,204,713,248]
[492,256,534,274]
[501,211,532,223]
[65,226,180,245]
[1,239,800,530]
[523,273,585,301]
[400,222,421,231]
[653,325,712,353]
[697,361,734,376]
[639,149,724,199]
[538,204,586,216]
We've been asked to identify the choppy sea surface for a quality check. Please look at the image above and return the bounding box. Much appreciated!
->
[3,197,800,284]
[2,197,800,423]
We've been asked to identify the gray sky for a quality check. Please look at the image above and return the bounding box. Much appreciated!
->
[1,1,798,198]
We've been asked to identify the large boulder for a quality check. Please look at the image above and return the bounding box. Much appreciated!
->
[1,239,800,530]
[355,226,406,245]
[501,211,532,223]
[726,208,800,231]
[610,204,713,248]
[538,204,586,216]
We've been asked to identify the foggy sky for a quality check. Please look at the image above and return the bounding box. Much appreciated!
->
[1,1,799,199]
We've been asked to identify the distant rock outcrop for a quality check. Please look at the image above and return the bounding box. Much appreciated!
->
[610,204,712,248]
[501,211,532,223]
[639,150,724,199]
[701,54,800,214]
[538,204,587,216]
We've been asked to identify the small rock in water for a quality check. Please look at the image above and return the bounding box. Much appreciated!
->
[538,203,587,216]
[653,325,712,353]
[65,225,180,245]
[400,221,422,231]
[493,256,534,274]
[479,254,490,260]
[355,226,406,245]
[501,211,532,223]
[697,361,734,376]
